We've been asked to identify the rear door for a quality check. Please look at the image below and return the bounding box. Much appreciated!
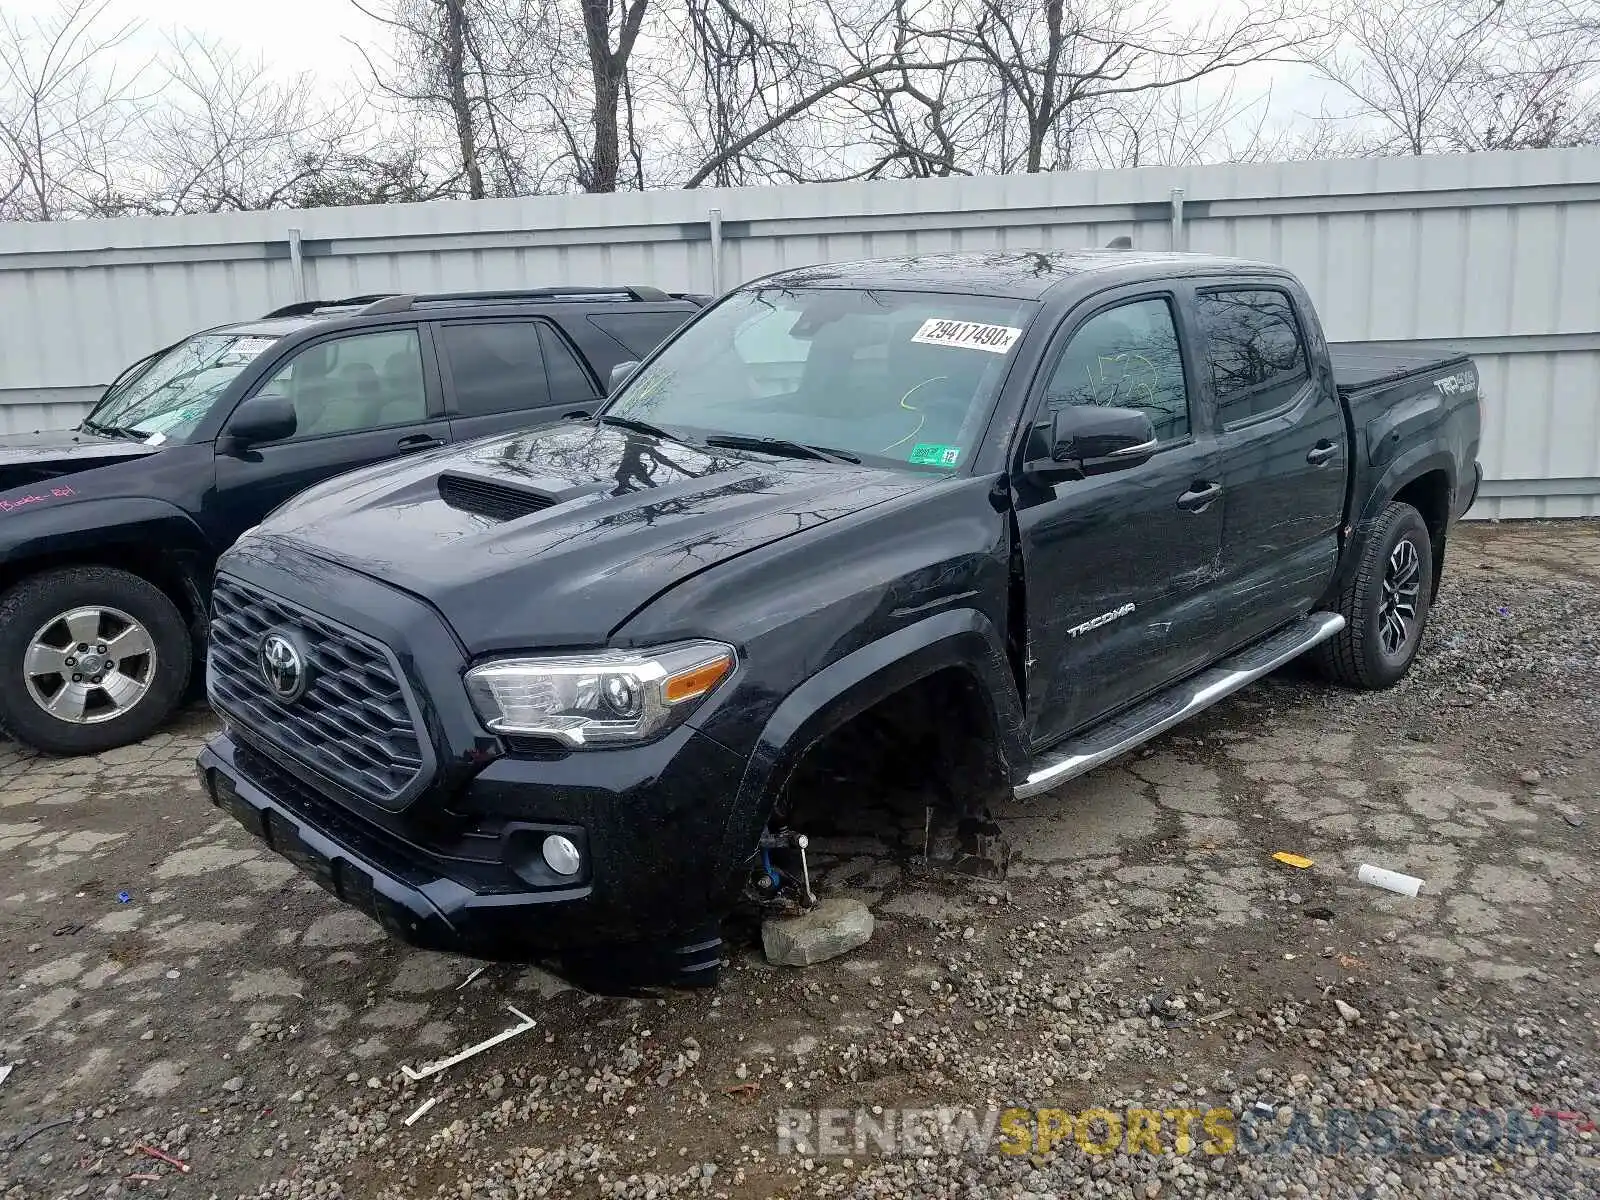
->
[436,318,602,441]
[206,325,449,547]
[1013,287,1228,748]
[1196,283,1346,646]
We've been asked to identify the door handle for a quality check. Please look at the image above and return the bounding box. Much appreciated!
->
[397,433,447,452]
[1176,481,1223,512]
[1307,440,1339,466]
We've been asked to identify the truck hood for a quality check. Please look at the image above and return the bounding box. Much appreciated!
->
[0,427,159,491]
[253,422,930,651]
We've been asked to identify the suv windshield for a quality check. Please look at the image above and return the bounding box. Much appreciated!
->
[605,286,1035,471]
[84,332,282,443]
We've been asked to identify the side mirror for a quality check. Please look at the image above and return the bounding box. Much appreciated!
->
[1027,406,1157,482]
[226,395,297,450]
[608,360,641,395]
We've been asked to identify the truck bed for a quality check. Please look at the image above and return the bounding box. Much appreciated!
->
[1329,343,1473,396]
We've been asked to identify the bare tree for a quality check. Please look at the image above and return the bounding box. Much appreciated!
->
[669,0,829,186]
[806,0,1323,180]
[350,0,520,198]
[1311,0,1509,154]
[673,1,981,188]
[0,0,143,220]
[1311,0,1598,154]
[1080,76,1282,168]
[134,34,369,213]
[1448,37,1600,150]
[573,0,650,191]
[290,146,460,206]
[350,0,653,195]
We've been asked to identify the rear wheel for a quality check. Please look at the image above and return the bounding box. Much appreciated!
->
[0,567,192,755]
[1314,501,1434,689]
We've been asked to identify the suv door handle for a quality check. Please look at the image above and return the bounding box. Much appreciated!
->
[1176,481,1222,512]
[1307,440,1339,466]
[397,433,447,451]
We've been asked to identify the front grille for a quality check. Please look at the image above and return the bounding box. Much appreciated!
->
[208,576,426,808]
[438,473,555,522]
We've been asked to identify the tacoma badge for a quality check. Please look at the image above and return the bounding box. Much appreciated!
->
[1067,602,1136,639]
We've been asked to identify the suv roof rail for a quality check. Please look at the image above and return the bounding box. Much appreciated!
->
[357,286,673,315]
[261,294,399,318]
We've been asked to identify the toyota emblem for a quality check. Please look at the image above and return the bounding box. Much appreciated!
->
[258,630,310,702]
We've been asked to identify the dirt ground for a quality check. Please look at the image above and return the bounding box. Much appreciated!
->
[2,521,1597,1200]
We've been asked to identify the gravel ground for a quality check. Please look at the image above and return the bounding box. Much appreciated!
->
[1,520,1598,1200]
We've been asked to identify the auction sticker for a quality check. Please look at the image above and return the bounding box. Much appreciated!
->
[227,336,279,359]
[911,318,1022,355]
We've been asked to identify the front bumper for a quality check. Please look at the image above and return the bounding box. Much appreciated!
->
[197,722,750,957]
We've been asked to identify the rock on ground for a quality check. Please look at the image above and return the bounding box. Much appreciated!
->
[761,898,874,966]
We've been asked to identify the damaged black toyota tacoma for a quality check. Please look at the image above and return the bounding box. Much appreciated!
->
[196,251,1482,985]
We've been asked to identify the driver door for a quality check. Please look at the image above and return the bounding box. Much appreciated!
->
[1013,289,1227,749]
[204,326,449,548]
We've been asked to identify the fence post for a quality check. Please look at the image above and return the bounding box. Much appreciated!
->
[708,208,723,295]
[287,227,307,302]
[1169,188,1186,252]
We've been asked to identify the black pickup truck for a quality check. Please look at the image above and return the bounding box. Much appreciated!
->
[0,287,702,755]
[196,251,1482,986]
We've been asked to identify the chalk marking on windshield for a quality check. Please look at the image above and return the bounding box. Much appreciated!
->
[879,375,946,454]
[911,319,1022,355]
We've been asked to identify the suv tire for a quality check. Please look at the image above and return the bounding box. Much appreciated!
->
[1314,501,1433,690]
[0,567,192,755]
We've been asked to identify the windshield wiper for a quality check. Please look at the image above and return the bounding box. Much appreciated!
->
[703,434,861,464]
[79,418,144,442]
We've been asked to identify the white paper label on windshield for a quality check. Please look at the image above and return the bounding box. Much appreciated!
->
[226,336,278,361]
[910,318,1022,355]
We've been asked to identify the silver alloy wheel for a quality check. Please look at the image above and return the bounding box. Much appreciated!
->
[22,605,158,724]
[1378,539,1422,658]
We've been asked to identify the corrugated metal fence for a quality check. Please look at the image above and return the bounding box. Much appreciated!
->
[2,147,1597,517]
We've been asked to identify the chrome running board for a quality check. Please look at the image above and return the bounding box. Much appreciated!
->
[1014,611,1345,800]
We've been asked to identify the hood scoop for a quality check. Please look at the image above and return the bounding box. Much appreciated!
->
[437,472,560,523]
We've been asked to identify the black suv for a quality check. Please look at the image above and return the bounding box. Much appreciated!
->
[0,286,703,755]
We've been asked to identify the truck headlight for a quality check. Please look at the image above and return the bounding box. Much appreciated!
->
[464,641,736,747]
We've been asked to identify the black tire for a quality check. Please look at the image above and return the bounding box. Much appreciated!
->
[1314,501,1434,690]
[0,567,193,755]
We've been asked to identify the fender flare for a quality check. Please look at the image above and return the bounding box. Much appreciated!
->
[0,496,216,619]
[1325,448,1459,608]
[1357,447,1458,532]
[714,608,1028,887]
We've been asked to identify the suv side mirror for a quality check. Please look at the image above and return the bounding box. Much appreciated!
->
[226,395,297,450]
[608,360,640,394]
[1026,406,1157,483]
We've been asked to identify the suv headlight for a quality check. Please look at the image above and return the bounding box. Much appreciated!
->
[464,640,736,747]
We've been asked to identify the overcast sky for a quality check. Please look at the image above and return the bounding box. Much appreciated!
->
[12,0,376,78]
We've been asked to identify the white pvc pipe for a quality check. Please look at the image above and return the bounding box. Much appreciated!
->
[1357,864,1425,897]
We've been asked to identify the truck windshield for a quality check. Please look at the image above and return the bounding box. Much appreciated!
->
[83,332,281,444]
[606,286,1036,471]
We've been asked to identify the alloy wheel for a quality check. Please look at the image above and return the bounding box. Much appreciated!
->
[22,606,158,724]
[1378,539,1421,658]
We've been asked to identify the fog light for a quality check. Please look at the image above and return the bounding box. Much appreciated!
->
[542,834,581,876]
